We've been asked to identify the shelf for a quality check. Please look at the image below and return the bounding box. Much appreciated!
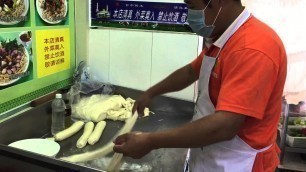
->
[286,146,306,154]
[279,152,306,172]
[288,112,306,117]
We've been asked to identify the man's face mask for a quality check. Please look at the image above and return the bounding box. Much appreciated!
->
[187,0,222,38]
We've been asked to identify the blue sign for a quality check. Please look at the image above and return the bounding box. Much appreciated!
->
[91,0,189,25]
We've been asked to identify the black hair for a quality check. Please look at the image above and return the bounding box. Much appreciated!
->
[203,0,241,7]
[203,0,241,2]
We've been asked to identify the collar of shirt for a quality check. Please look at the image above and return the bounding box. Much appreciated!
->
[213,8,251,48]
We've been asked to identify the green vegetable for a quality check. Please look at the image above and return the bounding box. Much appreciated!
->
[294,117,306,125]
[13,0,17,8]
[4,4,11,12]
[1,39,23,52]
[289,128,306,137]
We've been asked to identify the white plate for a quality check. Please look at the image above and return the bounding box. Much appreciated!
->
[36,0,68,24]
[9,138,60,157]
[0,0,29,25]
[0,46,30,86]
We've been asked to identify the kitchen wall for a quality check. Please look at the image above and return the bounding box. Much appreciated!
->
[76,1,201,102]
[88,29,199,101]
[75,0,89,64]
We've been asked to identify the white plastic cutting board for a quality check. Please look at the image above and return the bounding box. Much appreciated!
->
[9,138,60,157]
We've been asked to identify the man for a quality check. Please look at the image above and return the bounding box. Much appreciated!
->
[113,0,287,171]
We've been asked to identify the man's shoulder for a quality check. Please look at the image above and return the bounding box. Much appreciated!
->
[224,16,286,63]
[231,16,284,49]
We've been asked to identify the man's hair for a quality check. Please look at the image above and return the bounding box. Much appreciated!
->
[203,0,241,6]
[203,0,241,2]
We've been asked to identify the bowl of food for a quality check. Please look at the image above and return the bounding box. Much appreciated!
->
[0,39,29,86]
[36,0,68,24]
[18,31,32,49]
[0,0,29,25]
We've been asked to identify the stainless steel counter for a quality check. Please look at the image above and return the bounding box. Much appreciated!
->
[0,87,194,172]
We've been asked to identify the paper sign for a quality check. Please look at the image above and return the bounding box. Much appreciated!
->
[36,28,71,78]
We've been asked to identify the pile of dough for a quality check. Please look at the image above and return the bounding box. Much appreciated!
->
[73,95,152,122]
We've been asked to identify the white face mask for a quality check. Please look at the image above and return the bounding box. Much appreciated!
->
[187,0,222,38]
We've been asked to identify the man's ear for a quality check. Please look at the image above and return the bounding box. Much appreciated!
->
[220,0,232,6]
[219,0,225,5]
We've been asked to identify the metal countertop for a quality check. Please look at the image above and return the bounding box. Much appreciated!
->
[0,87,194,172]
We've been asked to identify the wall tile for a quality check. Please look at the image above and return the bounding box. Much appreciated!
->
[88,29,110,82]
[152,32,198,101]
[109,30,152,90]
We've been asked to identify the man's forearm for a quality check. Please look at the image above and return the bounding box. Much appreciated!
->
[149,111,245,149]
[147,64,197,97]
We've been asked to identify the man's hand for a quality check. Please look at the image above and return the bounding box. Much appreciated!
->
[132,92,153,116]
[184,0,205,10]
[113,132,153,159]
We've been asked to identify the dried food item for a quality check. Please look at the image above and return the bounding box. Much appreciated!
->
[0,0,26,23]
[0,38,28,85]
[19,31,31,42]
[38,0,66,23]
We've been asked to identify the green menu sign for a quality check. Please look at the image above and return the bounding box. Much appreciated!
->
[0,0,76,115]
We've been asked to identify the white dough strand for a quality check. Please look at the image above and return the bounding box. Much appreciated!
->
[54,121,84,141]
[88,121,106,145]
[76,122,94,148]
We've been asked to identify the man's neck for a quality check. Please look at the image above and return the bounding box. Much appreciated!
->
[213,6,245,41]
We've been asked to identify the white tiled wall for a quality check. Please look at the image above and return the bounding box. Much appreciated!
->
[75,0,89,64]
[109,30,153,91]
[151,32,198,100]
[88,29,110,82]
[89,29,199,102]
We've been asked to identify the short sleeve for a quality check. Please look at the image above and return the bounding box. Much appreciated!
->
[216,49,277,119]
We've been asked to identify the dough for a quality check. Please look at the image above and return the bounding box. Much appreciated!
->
[73,95,153,122]
[76,122,94,148]
[88,121,106,145]
[54,121,84,141]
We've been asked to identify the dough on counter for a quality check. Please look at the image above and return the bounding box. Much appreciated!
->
[106,108,130,121]
[144,107,152,117]
[91,95,126,122]
[60,112,138,163]
[61,142,114,162]
[106,97,152,121]
[88,121,106,145]
[73,95,153,122]
[74,95,105,121]
[55,121,84,141]
[76,122,94,148]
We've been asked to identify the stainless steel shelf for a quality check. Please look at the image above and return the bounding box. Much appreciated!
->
[278,152,306,172]
[286,146,306,154]
[279,102,306,172]
[288,112,306,117]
